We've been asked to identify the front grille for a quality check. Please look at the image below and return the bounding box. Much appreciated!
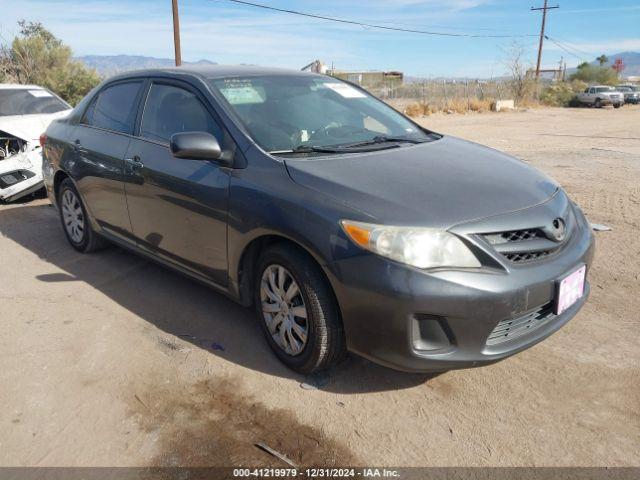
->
[485,228,544,245]
[0,170,34,189]
[504,250,551,263]
[482,227,559,264]
[486,303,555,346]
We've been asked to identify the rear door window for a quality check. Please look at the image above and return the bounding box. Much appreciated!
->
[139,83,224,144]
[84,81,142,134]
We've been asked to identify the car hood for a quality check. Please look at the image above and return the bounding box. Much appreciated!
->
[0,110,71,142]
[285,135,559,229]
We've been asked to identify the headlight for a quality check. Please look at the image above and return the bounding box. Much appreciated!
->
[340,220,481,270]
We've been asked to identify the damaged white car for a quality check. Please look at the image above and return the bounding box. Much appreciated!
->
[0,84,71,202]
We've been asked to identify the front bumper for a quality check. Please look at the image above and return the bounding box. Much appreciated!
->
[327,199,595,372]
[0,149,44,202]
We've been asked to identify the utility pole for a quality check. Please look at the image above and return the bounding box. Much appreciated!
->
[531,1,559,79]
[558,56,564,81]
[171,0,182,66]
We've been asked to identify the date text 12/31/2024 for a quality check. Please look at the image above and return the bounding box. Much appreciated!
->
[233,468,400,478]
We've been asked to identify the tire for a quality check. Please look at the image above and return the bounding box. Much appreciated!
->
[594,98,602,108]
[58,178,108,253]
[254,243,346,374]
[614,103,621,109]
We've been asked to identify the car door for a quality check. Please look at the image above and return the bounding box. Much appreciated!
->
[123,79,233,286]
[73,80,144,242]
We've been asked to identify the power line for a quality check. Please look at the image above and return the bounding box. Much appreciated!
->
[545,36,589,63]
[550,38,591,58]
[214,0,538,39]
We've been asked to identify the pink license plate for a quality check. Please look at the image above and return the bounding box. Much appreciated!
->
[555,265,586,315]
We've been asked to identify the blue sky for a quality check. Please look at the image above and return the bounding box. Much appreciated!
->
[1,0,639,77]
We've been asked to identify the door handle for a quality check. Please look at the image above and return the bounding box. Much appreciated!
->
[124,156,144,174]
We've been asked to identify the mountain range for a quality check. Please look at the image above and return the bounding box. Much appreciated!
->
[76,52,640,79]
[75,55,217,77]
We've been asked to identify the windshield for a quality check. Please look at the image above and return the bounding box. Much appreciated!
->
[208,75,435,154]
[0,88,70,116]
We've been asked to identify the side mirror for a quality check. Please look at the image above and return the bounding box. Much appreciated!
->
[170,131,223,162]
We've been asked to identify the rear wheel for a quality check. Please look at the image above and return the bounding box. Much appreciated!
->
[58,178,107,253]
[254,244,346,374]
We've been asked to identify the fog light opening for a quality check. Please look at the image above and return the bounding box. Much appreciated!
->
[411,315,454,352]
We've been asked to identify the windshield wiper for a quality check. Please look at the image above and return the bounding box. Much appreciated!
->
[269,145,349,155]
[270,135,428,155]
[339,135,424,149]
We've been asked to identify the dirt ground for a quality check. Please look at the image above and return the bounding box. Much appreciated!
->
[1,106,638,468]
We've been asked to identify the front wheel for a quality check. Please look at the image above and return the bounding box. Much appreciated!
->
[254,244,346,374]
[613,103,621,109]
[594,98,602,108]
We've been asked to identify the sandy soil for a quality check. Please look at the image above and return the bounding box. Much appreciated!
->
[0,106,638,468]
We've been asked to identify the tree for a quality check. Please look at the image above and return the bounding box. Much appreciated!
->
[503,42,534,104]
[0,20,100,105]
[596,54,608,66]
[570,62,619,85]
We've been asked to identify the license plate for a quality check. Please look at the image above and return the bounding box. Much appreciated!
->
[555,265,586,315]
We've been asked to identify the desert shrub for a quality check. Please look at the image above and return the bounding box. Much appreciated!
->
[468,98,494,112]
[540,79,590,107]
[404,98,496,116]
[447,99,469,114]
[405,102,427,117]
[540,83,575,106]
[569,62,619,86]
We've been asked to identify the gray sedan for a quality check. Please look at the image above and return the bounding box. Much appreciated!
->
[42,66,595,374]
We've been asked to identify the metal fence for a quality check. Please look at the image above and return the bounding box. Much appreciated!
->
[366,79,512,112]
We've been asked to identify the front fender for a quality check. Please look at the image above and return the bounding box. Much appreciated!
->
[225,151,364,303]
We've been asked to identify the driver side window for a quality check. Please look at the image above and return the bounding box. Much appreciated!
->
[140,83,224,145]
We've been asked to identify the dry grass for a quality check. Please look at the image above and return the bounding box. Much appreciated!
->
[403,97,497,117]
[517,97,543,109]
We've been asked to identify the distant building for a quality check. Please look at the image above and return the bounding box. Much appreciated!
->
[328,70,404,88]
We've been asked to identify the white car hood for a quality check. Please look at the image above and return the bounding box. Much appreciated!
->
[0,110,71,141]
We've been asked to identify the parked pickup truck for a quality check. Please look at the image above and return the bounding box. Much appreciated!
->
[616,85,640,105]
[576,86,624,108]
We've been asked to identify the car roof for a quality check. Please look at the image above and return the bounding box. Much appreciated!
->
[0,84,47,90]
[107,64,320,82]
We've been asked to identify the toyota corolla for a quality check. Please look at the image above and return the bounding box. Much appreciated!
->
[42,66,595,374]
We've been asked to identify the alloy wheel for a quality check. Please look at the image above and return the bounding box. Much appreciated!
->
[260,264,309,356]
